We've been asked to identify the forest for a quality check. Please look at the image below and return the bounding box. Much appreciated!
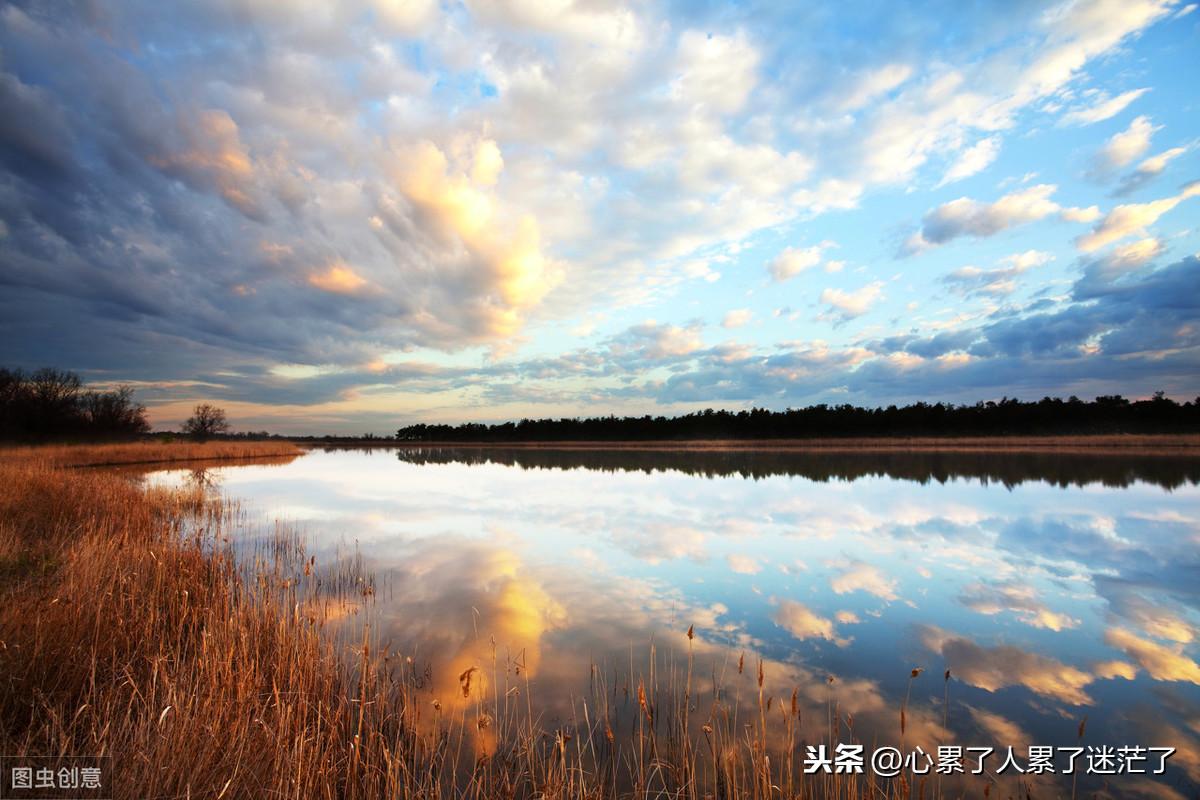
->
[0,367,149,440]
[397,393,1200,442]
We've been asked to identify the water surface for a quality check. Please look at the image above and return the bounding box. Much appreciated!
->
[148,446,1200,796]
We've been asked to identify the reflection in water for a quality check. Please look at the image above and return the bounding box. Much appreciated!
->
[388,445,1200,490]
[147,446,1200,796]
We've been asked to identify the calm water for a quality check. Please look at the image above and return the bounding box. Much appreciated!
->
[148,446,1200,796]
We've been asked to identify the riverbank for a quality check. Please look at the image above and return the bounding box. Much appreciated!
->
[0,442,416,798]
[381,433,1200,453]
[0,439,303,467]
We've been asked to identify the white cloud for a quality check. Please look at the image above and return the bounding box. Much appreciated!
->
[836,63,913,111]
[1058,87,1150,125]
[672,29,760,115]
[820,282,885,321]
[768,242,836,282]
[1094,238,1165,276]
[1076,182,1200,252]
[1061,205,1102,223]
[791,179,863,215]
[610,524,708,564]
[773,600,847,645]
[1116,144,1191,195]
[853,0,1174,187]
[938,136,1002,186]
[727,554,761,574]
[1135,145,1189,177]
[829,560,898,600]
[371,0,437,35]
[616,321,705,359]
[470,0,646,50]
[722,308,753,329]
[1094,115,1160,172]
[943,250,1053,297]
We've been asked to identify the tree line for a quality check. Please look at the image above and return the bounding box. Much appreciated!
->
[0,367,149,440]
[0,367,241,441]
[397,394,1200,442]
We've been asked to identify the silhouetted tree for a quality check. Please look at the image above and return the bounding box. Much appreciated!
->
[397,392,1199,442]
[182,404,230,440]
[0,366,150,440]
[80,386,150,436]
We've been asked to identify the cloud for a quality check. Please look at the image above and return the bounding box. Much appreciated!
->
[1093,115,1160,173]
[942,250,1053,297]
[722,309,753,329]
[819,282,884,322]
[851,0,1175,186]
[612,321,705,360]
[791,180,863,216]
[727,554,761,574]
[149,109,268,221]
[609,524,709,564]
[1105,628,1200,684]
[773,600,847,645]
[389,138,564,337]
[938,136,1002,186]
[964,704,1031,747]
[370,0,437,35]
[1093,660,1139,680]
[672,29,760,116]
[1098,583,1197,644]
[1115,145,1191,196]
[1085,238,1165,284]
[830,560,899,601]
[1076,182,1200,252]
[768,242,836,282]
[836,63,913,111]
[919,625,1094,705]
[1060,205,1102,223]
[1058,87,1150,125]
[471,0,643,49]
[956,579,1080,631]
[650,256,1200,410]
[902,185,1061,255]
[308,263,368,294]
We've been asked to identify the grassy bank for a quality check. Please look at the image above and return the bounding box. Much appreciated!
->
[0,439,303,468]
[0,443,981,799]
[0,448,410,799]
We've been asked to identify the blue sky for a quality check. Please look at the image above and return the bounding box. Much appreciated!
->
[0,0,1198,433]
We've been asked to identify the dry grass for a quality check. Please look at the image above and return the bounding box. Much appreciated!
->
[0,443,998,799]
[0,439,304,468]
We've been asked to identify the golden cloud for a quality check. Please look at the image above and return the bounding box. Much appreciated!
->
[308,263,369,294]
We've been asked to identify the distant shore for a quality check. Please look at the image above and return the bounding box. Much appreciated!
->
[333,433,1200,454]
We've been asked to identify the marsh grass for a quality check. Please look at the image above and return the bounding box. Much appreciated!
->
[0,444,973,799]
[0,439,303,468]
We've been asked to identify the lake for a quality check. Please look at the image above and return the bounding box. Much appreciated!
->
[146,445,1200,797]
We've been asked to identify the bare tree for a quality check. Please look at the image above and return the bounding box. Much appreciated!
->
[182,403,230,440]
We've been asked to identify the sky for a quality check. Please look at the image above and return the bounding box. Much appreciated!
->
[0,0,1198,434]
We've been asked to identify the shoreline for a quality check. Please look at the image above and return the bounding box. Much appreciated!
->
[320,433,1200,454]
